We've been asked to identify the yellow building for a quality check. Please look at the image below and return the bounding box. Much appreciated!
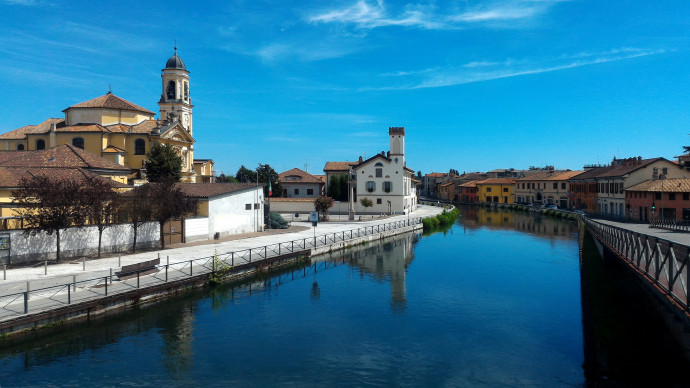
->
[0,48,211,183]
[475,178,516,204]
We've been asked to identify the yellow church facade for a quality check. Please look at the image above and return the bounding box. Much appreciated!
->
[0,49,213,184]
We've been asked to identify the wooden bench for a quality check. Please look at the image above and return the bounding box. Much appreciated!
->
[116,258,160,279]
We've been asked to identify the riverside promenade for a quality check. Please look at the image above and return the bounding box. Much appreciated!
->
[0,205,443,331]
[592,218,690,247]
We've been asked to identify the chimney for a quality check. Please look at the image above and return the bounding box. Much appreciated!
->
[358,156,363,163]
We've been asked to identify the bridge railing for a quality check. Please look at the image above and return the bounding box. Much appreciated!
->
[0,217,422,320]
[585,219,690,312]
[649,218,690,233]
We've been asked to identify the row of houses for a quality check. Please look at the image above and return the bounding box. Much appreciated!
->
[427,156,690,222]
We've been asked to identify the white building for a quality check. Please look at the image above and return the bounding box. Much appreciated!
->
[344,127,417,215]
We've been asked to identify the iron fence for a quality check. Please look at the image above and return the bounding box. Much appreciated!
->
[0,217,422,320]
[585,219,690,313]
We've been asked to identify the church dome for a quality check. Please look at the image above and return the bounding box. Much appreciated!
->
[165,49,186,70]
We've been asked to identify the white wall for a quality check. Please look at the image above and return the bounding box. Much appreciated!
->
[207,187,264,238]
[185,217,209,242]
[3,222,159,265]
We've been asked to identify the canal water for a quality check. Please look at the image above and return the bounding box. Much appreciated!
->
[0,207,685,386]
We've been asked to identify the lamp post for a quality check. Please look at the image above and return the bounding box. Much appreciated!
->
[348,167,355,221]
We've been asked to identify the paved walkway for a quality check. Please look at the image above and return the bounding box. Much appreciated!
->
[0,205,443,287]
[591,218,690,247]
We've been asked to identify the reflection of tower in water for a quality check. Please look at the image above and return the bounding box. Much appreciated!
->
[349,234,417,312]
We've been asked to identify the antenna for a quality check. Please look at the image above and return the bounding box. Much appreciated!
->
[108,83,112,94]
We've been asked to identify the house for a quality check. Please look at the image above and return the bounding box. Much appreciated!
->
[421,172,447,198]
[177,183,264,241]
[625,178,690,222]
[458,181,479,204]
[568,165,610,215]
[278,168,324,198]
[323,161,358,198]
[193,159,215,183]
[594,157,685,219]
[437,181,456,202]
[0,48,213,183]
[351,128,417,214]
[476,178,516,204]
[514,169,582,208]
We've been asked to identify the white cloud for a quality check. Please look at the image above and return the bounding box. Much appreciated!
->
[370,48,667,90]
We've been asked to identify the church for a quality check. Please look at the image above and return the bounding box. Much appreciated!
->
[0,48,214,184]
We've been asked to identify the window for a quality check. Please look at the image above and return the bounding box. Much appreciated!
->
[553,183,558,189]
[134,139,146,155]
[366,181,375,192]
[17,144,24,150]
[72,137,85,149]
[245,204,251,210]
[486,187,492,192]
[684,193,689,201]
[655,192,661,200]
[561,182,566,190]
[383,181,392,193]
[184,82,189,100]
[294,189,299,195]
[36,139,45,150]
[307,189,314,195]
[377,198,382,204]
[255,203,259,209]
[503,187,508,192]
[376,169,382,177]
[670,193,676,201]
[662,168,668,175]
[167,80,176,100]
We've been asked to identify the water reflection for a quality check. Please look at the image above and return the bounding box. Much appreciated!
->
[331,234,417,312]
[459,205,578,241]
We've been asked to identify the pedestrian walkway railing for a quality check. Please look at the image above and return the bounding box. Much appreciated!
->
[585,218,690,312]
[650,218,690,233]
[0,217,422,320]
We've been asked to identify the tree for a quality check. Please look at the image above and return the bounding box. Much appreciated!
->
[257,164,282,198]
[417,171,423,179]
[148,181,197,249]
[449,168,459,176]
[82,177,120,258]
[235,165,255,183]
[12,175,87,261]
[314,195,334,221]
[328,176,341,200]
[216,173,237,183]
[122,184,153,253]
[143,142,182,182]
[337,174,349,201]
[360,197,373,212]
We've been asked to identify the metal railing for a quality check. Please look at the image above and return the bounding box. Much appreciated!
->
[650,218,690,233]
[0,217,422,320]
[585,219,690,312]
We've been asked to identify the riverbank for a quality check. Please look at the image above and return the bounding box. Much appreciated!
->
[0,206,443,338]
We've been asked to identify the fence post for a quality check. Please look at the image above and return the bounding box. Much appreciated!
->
[279,243,281,255]
[44,261,47,275]
[82,257,85,271]
[67,286,71,304]
[24,291,28,314]
[165,265,168,282]
[249,250,252,263]
[3,265,5,280]
[73,275,76,292]
[110,268,113,284]
[137,272,140,288]
[231,252,234,266]
[118,256,121,267]
[104,277,108,296]
[265,246,267,259]
[26,281,30,300]
[190,260,193,276]
[167,255,169,266]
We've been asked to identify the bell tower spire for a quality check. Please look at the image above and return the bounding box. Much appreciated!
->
[159,45,193,135]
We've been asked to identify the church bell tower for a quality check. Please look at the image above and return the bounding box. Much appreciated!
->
[159,46,193,135]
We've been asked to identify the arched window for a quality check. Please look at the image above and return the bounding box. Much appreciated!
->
[36,139,45,150]
[17,144,24,151]
[134,139,146,155]
[72,137,85,149]
[184,82,189,100]
[166,80,176,100]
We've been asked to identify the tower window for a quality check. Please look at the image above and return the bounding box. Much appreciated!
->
[17,144,24,150]
[134,139,146,155]
[36,139,45,150]
[72,137,85,149]
[184,82,189,100]
[167,80,176,100]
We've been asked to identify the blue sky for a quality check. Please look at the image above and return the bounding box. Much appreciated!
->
[2,0,690,176]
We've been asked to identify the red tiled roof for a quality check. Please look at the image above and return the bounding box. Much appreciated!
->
[595,158,665,178]
[278,168,324,184]
[103,145,126,153]
[0,118,64,140]
[64,93,155,115]
[176,183,260,199]
[0,144,129,172]
[627,178,690,193]
[0,119,160,140]
[475,178,516,185]
[324,161,358,172]
[0,167,129,189]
